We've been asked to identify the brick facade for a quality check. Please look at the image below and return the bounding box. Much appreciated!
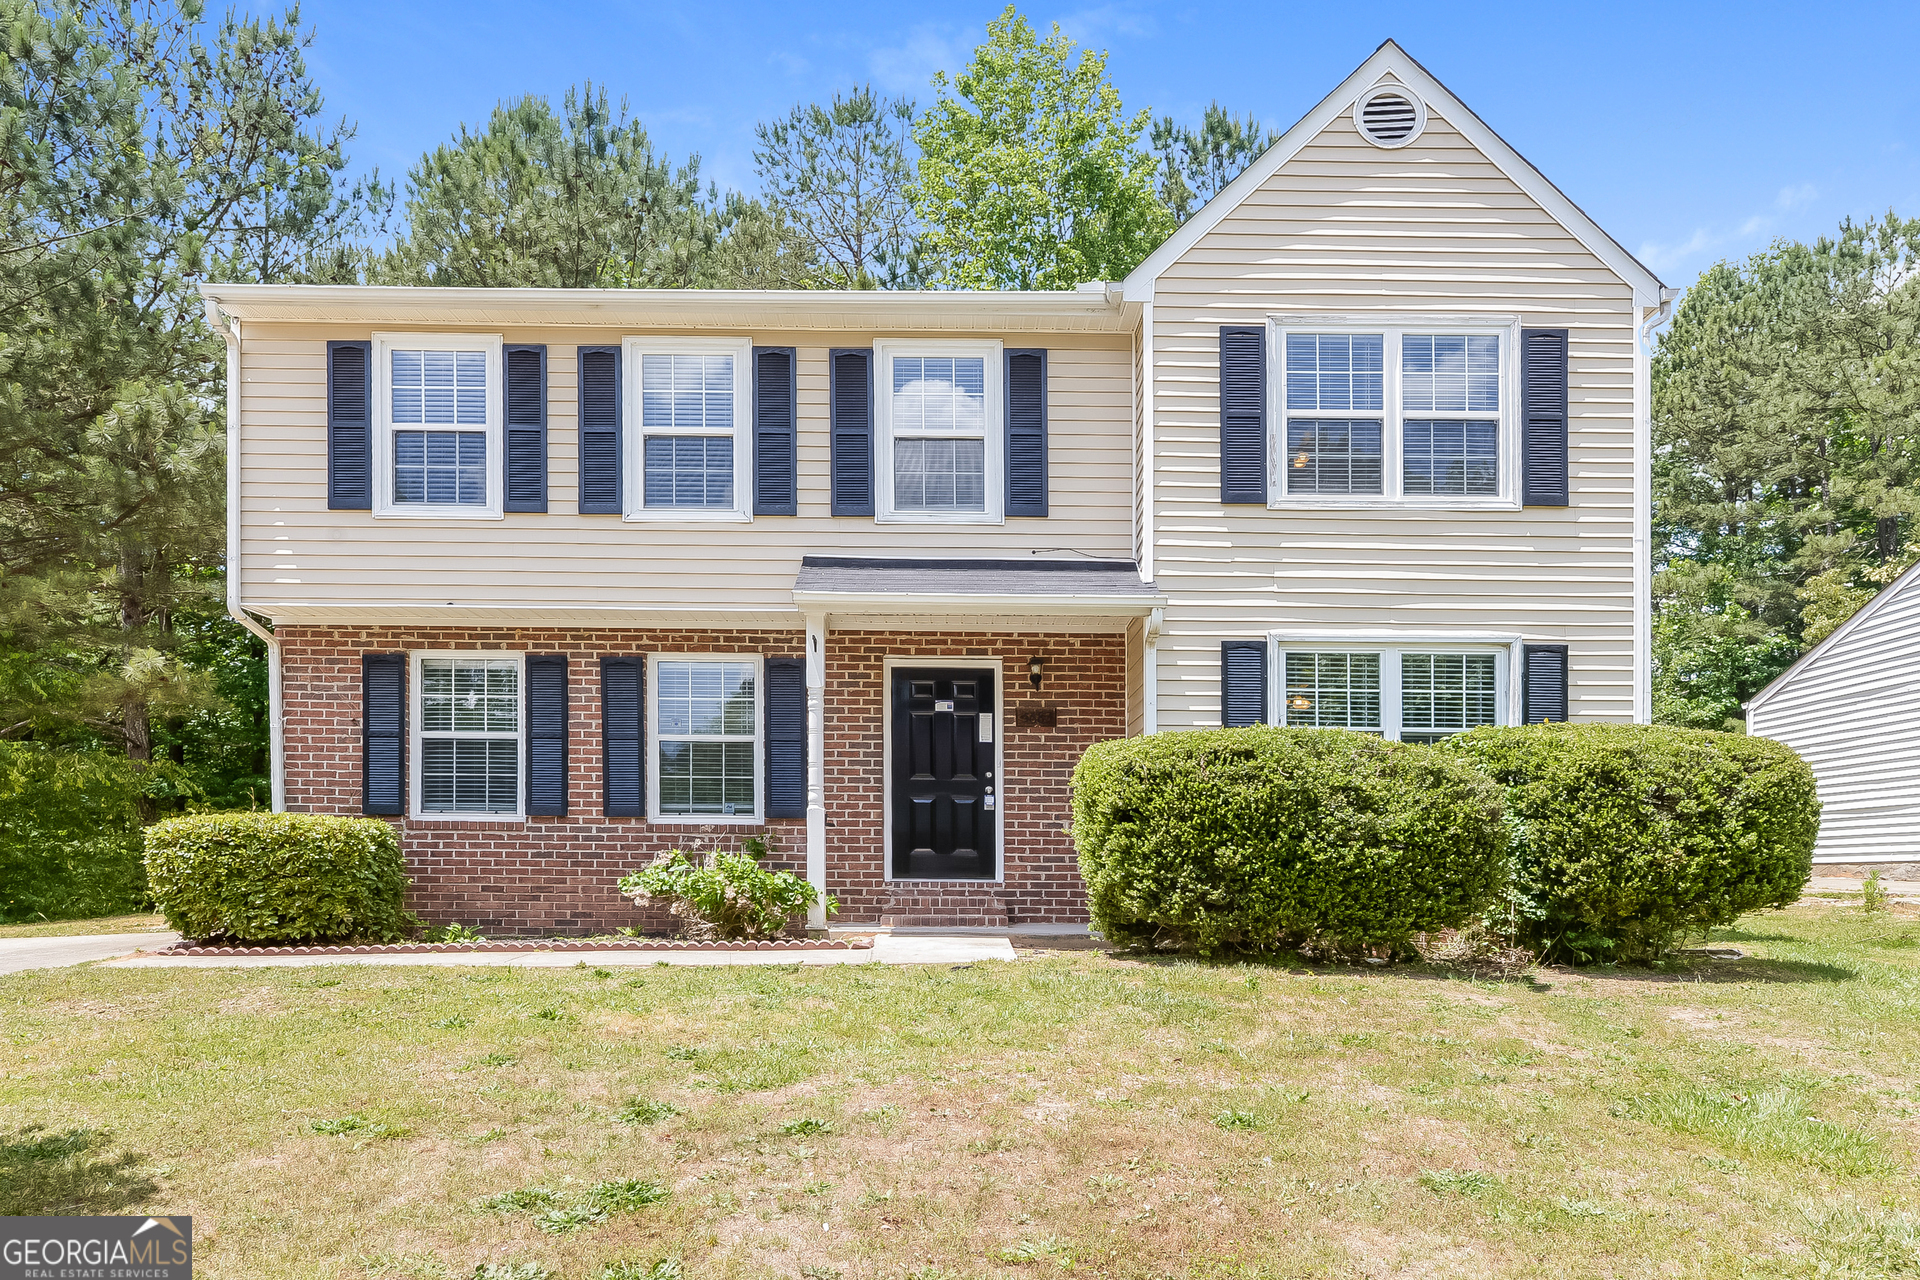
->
[277,624,1124,934]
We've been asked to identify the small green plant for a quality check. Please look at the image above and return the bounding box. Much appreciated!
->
[586,1179,670,1212]
[1419,1169,1499,1197]
[533,1006,567,1021]
[616,1098,681,1125]
[473,1052,517,1068]
[1212,1110,1261,1130]
[999,1237,1067,1264]
[665,1045,700,1061]
[800,1267,842,1280]
[309,1115,365,1135]
[780,1117,833,1136]
[432,1015,471,1029]
[426,922,486,943]
[1862,869,1890,914]
[599,1261,680,1280]
[475,1186,561,1214]
[470,1265,553,1280]
[534,1205,606,1234]
[616,841,835,940]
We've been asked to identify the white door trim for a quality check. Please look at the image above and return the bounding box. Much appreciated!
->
[879,656,1006,884]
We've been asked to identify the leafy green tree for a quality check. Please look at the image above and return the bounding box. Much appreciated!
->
[908,6,1172,289]
[1151,104,1277,224]
[755,86,921,288]
[381,84,815,289]
[0,0,375,805]
[1653,213,1920,726]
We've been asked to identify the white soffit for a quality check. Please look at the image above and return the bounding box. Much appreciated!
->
[1119,39,1667,308]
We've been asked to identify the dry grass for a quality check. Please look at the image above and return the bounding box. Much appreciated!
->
[4,904,1920,1279]
[0,912,170,938]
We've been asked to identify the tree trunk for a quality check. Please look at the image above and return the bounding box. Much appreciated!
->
[1878,515,1902,562]
[120,545,156,823]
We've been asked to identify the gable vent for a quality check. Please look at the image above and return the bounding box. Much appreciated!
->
[1358,88,1424,148]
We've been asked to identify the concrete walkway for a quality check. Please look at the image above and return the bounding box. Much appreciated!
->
[0,931,181,975]
[100,933,1017,969]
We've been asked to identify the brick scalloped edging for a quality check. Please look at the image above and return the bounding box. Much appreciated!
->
[156,936,874,957]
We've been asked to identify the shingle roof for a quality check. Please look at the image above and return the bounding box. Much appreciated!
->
[793,556,1156,598]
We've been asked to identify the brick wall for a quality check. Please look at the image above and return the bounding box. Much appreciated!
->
[278,624,1125,933]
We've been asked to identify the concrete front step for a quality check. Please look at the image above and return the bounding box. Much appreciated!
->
[880,885,1010,929]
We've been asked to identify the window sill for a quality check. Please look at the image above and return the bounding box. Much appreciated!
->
[1265,498,1521,512]
[375,507,505,520]
[622,509,752,523]
[409,813,526,824]
[873,511,1006,526]
[648,813,763,825]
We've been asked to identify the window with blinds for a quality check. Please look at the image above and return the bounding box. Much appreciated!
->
[875,342,1003,522]
[652,658,759,819]
[1277,647,1507,741]
[624,339,752,521]
[417,656,521,815]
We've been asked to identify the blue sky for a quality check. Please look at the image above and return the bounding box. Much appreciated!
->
[300,0,1920,290]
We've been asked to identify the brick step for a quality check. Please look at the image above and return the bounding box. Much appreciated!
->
[880,885,1010,929]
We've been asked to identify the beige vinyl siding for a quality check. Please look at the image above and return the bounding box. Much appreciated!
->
[1749,573,1920,863]
[1146,106,1639,730]
[238,328,1134,616]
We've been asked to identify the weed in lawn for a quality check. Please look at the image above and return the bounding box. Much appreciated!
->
[469,1264,551,1280]
[665,1045,700,1061]
[1419,1169,1500,1197]
[800,1266,841,1280]
[1212,1110,1261,1130]
[425,923,486,943]
[532,1006,569,1022]
[586,1179,670,1212]
[470,1052,517,1069]
[466,1129,507,1145]
[1000,1236,1068,1263]
[533,1205,607,1234]
[1628,1085,1887,1175]
[433,1016,471,1029]
[1863,871,1891,914]
[591,969,612,979]
[1802,1204,1920,1273]
[310,1116,366,1135]
[616,1098,681,1125]
[1556,1197,1611,1218]
[0,1127,157,1216]
[599,1261,680,1280]
[476,1187,561,1214]
[779,1117,832,1136]
[802,1181,833,1195]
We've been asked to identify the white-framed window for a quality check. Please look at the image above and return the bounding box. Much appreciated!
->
[1270,636,1517,742]
[648,654,762,822]
[411,651,523,820]
[874,338,1004,524]
[623,336,753,522]
[373,333,504,519]
[1270,316,1519,509]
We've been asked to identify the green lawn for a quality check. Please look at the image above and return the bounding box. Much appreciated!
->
[0,912,170,938]
[5,905,1919,1280]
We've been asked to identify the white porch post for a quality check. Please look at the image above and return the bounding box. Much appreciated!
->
[804,612,829,928]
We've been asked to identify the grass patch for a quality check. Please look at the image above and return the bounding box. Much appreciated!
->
[2,903,1918,1276]
[0,913,168,939]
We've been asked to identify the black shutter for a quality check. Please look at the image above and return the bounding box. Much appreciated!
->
[600,656,644,817]
[578,345,622,514]
[327,340,372,510]
[1522,644,1570,723]
[361,653,405,815]
[524,654,568,816]
[1219,326,1267,504]
[753,347,797,516]
[764,657,806,819]
[1221,641,1268,727]
[1005,348,1049,517]
[829,348,873,516]
[503,344,548,513]
[1521,328,1570,506]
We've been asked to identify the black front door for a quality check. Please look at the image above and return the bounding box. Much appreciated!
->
[891,667,997,879]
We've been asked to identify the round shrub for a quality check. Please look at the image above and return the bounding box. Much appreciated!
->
[1071,727,1506,956]
[1440,723,1818,962]
[144,812,410,943]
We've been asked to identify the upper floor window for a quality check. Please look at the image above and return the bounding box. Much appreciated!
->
[373,334,504,518]
[625,337,752,522]
[874,339,1003,524]
[1274,322,1515,508]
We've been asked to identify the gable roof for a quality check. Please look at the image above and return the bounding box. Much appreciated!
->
[1121,40,1667,307]
[1747,557,1920,714]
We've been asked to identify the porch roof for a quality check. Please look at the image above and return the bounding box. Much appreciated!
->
[791,556,1163,626]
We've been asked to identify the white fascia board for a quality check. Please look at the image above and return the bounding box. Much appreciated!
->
[1746,557,1920,714]
[195,282,1141,333]
[1120,40,1666,308]
[251,602,807,629]
[790,590,1166,617]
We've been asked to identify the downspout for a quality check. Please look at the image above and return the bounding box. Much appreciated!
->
[1633,288,1677,725]
[206,300,284,811]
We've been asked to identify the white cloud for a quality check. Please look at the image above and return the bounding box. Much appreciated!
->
[1776,182,1819,210]
[1053,4,1156,42]
[1637,183,1822,274]
[869,25,965,93]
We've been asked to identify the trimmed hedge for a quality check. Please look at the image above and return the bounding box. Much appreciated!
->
[1441,723,1818,961]
[1071,727,1505,955]
[144,812,410,944]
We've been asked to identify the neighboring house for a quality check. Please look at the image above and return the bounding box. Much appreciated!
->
[1747,561,1920,869]
[202,42,1670,934]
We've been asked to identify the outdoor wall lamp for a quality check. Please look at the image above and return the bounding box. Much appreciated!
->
[1028,657,1044,689]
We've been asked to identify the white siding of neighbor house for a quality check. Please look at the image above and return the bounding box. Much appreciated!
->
[1143,102,1641,731]
[1749,568,1920,863]
[235,326,1135,618]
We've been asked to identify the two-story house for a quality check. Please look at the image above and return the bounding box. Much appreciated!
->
[203,42,1669,934]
